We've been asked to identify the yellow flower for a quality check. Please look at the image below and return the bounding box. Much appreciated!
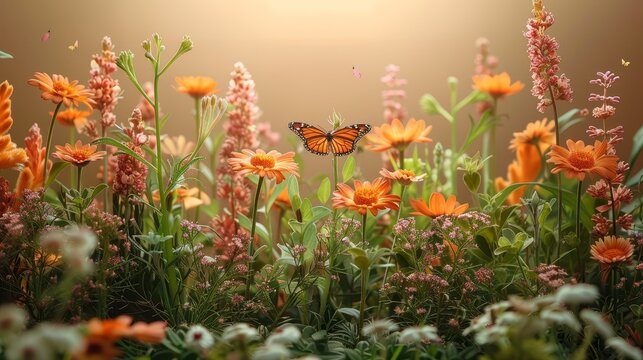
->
[366,118,432,152]
[472,72,524,98]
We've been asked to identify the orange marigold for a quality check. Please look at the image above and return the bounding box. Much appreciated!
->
[410,192,469,218]
[332,177,400,216]
[27,72,94,109]
[365,118,432,152]
[473,72,524,98]
[510,118,555,153]
[175,76,218,98]
[228,149,299,184]
[53,140,106,167]
[379,168,426,186]
[547,139,618,181]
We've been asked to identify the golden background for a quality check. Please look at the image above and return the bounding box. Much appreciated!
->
[1,0,641,188]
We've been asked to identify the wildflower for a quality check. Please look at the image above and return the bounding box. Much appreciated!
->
[510,118,555,152]
[53,140,106,167]
[381,64,408,124]
[88,36,120,129]
[15,124,48,197]
[555,284,599,305]
[0,304,27,338]
[0,81,28,170]
[175,76,217,98]
[534,263,567,292]
[129,321,166,344]
[472,72,524,98]
[540,308,581,332]
[365,118,432,152]
[362,319,399,338]
[589,71,620,121]
[36,324,83,354]
[175,187,211,210]
[50,107,90,131]
[222,323,259,344]
[398,325,440,344]
[606,337,643,360]
[5,330,53,360]
[332,178,400,216]
[410,192,468,218]
[27,72,94,109]
[161,135,195,158]
[547,139,618,181]
[590,236,634,265]
[266,325,301,345]
[228,149,299,184]
[113,109,148,197]
[580,309,615,340]
[252,344,291,360]
[379,168,426,186]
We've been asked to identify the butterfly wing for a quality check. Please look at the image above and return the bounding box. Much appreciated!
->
[288,122,331,156]
[329,124,371,156]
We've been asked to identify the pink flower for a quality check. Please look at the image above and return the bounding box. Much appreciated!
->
[381,64,407,124]
[113,109,149,197]
[88,36,121,129]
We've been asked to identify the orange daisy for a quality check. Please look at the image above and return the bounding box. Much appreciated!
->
[175,76,218,98]
[228,149,299,184]
[365,118,433,152]
[472,72,524,98]
[410,192,469,218]
[510,118,555,153]
[0,81,28,170]
[379,168,426,186]
[27,72,94,109]
[50,107,90,131]
[53,140,106,167]
[332,177,400,216]
[590,236,634,265]
[547,139,619,181]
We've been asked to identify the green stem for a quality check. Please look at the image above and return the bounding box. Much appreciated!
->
[43,102,63,189]
[576,180,584,280]
[77,166,83,224]
[547,84,563,259]
[101,127,108,212]
[608,181,618,236]
[377,186,405,315]
[194,97,202,222]
[451,111,458,196]
[489,98,498,185]
[358,212,368,338]
[69,126,76,189]
[398,148,405,170]
[246,176,264,297]
[362,212,367,246]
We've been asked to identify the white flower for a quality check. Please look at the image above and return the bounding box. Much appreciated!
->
[5,330,53,360]
[37,323,83,354]
[540,308,580,332]
[555,284,599,305]
[473,325,508,346]
[266,325,301,345]
[580,309,615,340]
[252,344,291,360]
[606,337,643,360]
[398,325,440,344]
[39,226,98,275]
[0,304,27,339]
[222,323,259,344]
[362,319,399,338]
[62,226,98,257]
[185,325,215,351]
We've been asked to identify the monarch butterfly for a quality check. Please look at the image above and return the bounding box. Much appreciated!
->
[288,122,371,156]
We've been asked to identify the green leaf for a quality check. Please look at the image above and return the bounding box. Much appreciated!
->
[93,137,157,172]
[342,156,356,183]
[459,112,493,153]
[317,177,331,204]
[490,182,571,208]
[287,175,299,204]
[537,201,552,227]
[45,162,70,188]
[627,126,643,178]
[337,307,360,319]
[238,213,270,243]
[557,108,580,130]
[0,50,13,59]
[420,94,452,121]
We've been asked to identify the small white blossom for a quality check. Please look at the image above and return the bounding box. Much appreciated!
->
[555,284,599,305]
[185,325,215,351]
[252,344,291,360]
[5,330,53,360]
[540,308,581,332]
[362,319,399,338]
[222,323,259,344]
[580,309,615,340]
[398,325,440,344]
[37,323,83,354]
[606,337,643,360]
[266,325,301,345]
[0,304,27,339]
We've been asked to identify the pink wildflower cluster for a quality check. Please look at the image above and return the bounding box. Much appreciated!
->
[87,36,121,133]
[534,263,568,293]
[524,6,573,113]
[381,64,407,124]
[113,109,149,198]
[473,38,499,114]
[213,62,259,247]
[431,211,491,245]
[588,71,620,120]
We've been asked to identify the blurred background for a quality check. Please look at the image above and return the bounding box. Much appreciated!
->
[0,0,641,190]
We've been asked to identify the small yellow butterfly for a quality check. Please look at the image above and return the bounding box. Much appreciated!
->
[621,58,630,67]
[68,40,78,51]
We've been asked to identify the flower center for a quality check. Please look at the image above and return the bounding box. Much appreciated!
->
[399,169,415,177]
[353,187,378,206]
[568,150,595,170]
[602,248,626,260]
[250,154,276,168]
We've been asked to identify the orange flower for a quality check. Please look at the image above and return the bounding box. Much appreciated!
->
[228,149,299,184]
[365,118,432,152]
[27,72,94,109]
[510,118,555,153]
[161,135,195,158]
[410,192,469,218]
[268,185,291,210]
[547,139,618,181]
[50,107,90,131]
[429,240,460,267]
[86,315,133,343]
[53,140,106,167]
[590,236,634,265]
[15,124,50,198]
[472,72,524,98]
[0,81,28,170]
[129,321,166,344]
[379,168,426,186]
[76,338,122,360]
[175,76,218,98]
[332,177,400,216]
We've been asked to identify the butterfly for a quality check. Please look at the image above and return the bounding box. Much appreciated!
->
[288,122,371,156]
[352,66,362,79]
[68,40,78,51]
[41,30,50,42]
[622,59,630,67]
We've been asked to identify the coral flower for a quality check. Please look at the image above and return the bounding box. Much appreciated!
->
[152,187,211,210]
[365,118,432,152]
[27,72,94,109]
[53,140,106,167]
[161,135,195,158]
[228,149,299,184]
[590,236,634,265]
[547,139,618,181]
[175,76,218,98]
[50,107,90,131]
[410,192,469,218]
[129,321,166,344]
[0,81,28,170]
[332,177,400,216]
[379,168,426,186]
[472,72,524,98]
[86,315,133,343]
[510,118,555,153]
